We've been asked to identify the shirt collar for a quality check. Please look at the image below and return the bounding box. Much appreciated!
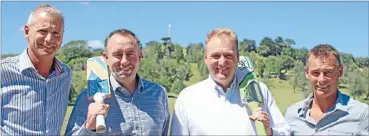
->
[207,74,238,96]
[298,90,349,118]
[19,48,64,76]
[110,74,144,94]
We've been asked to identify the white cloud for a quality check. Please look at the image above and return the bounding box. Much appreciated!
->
[87,40,104,49]
[80,2,90,6]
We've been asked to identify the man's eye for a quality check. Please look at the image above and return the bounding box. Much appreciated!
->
[114,53,122,56]
[325,71,333,76]
[52,32,60,36]
[312,72,320,76]
[212,55,220,59]
[38,30,48,34]
[225,54,233,59]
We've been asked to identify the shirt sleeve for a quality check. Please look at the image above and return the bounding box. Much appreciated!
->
[64,90,97,136]
[161,87,170,136]
[259,82,291,136]
[358,104,369,135]
[170,91,189,135]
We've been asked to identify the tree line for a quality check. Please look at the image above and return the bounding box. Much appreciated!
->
[2,36,368,103]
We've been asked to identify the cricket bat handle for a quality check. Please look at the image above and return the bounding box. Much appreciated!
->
[93,93,106,133]
[96,114,106,133]
[248,102,267,136]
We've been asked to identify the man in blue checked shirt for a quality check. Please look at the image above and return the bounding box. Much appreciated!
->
[65,29,170,135]
[285,44,369,135]
[1,4,72,135]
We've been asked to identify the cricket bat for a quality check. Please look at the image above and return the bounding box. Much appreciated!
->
[87,56,111,133]
[238,56,266,135]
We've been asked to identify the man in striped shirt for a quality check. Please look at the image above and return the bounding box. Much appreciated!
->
[1,4,72,135]
[65,29,170,135]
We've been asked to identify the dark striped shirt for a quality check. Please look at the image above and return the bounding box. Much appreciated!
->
[1,49,72,135]
[65,74,170,136]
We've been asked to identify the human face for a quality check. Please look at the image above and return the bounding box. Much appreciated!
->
[103,33,142,84]
[24,12,64,58]
[204,34,239,87]
[304,55,343,98]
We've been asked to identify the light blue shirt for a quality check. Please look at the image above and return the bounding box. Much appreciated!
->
[285,91,369,135]
[1,49,73,135]
[65,74,170,135]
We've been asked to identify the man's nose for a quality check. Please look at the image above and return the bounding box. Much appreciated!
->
[317,73,326,83]
[120,55,129,65]
[45,33,52,42]
[218,56,226,66]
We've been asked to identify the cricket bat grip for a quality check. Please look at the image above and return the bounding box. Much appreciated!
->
[248,102,267,136]
[95,115,106,133]
[93,93,106,133]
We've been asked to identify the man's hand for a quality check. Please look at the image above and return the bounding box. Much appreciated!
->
[85,102,110,130]
[249,107,273,136]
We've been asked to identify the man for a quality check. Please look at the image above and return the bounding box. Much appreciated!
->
[65,29,170,135]
[170,27,290,135]
[285,44,369,135]
[1,4,72,135]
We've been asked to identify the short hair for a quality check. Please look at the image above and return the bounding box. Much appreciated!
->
[104,29,141,51]
[305,44,342,67]
[205,27,239,53]
[27,4,64,27]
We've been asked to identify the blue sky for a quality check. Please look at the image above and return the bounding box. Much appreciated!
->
[1,1,368,57]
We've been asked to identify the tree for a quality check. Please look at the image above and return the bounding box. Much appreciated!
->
[67,57,88,71]
[171,79,186,94]
[239,38,257,53]
[172,44,184,62]
[257,44,271,57]
[284,38,296,47]
[255,58,266,78]
[58,40,93,63]
[198,61,209,77]
[281,47,295,58]
[71,71,87,101]
[92,48,104,56]
[341,53,355,66]
[290,61,308,93]
[186,43,204,63]
[354,57,369,68]
[257,37,274,57]
[294,48,309,64]
[347,71,366,99]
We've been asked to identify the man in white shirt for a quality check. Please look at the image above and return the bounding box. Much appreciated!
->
[170,27,290,135]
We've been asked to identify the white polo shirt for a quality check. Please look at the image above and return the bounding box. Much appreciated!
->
[170,70,291,135]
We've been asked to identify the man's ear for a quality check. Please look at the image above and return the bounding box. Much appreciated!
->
[103,51,108,62]
[138,51,143,61]
[237,52,240,62]
[338,65,344,77]
[203,50,208,65]
[24,25,30,39]
[304,67,309,79]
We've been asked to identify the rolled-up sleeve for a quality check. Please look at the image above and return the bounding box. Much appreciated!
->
[359,105,369,135]
[161,87,170,136]
[259,82,291,136]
